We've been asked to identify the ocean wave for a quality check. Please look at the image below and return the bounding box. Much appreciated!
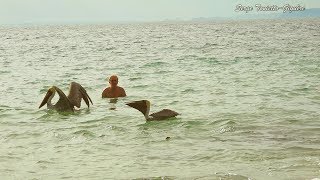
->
[128,77,142,81]
[73,129,96,137]
[142,61,169,67]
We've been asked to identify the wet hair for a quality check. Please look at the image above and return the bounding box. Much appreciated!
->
[109,75,118,81]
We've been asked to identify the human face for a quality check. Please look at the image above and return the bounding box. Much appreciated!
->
[109,76,118,87]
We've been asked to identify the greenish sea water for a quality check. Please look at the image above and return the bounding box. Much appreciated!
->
[0,19,319,179]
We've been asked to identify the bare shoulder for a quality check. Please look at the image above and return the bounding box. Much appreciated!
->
[102,87,111,93]
[102,87,111,98]
[118,86,126,96]
[119,86,126,92]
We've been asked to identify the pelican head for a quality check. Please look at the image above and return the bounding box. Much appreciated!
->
[126,100,179,121]
[39,87,56,109]
[126,100,151,120]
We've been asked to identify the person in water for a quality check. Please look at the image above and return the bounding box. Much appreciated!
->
[102,75,126,98]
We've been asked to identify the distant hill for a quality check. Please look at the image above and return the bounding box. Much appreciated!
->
[279,8,320,18]
[190,8,320,22]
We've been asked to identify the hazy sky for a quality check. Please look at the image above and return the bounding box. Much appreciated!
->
[0,0,319,24]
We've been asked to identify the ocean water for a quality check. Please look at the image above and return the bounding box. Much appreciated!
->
[0,18,319,179]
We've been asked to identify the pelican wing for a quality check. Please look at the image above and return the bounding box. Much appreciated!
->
[39,89,53,108]
[54,86,74,112]
[67,82,93,108]
[150,109,179,120]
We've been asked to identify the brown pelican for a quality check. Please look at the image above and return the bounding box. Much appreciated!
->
[39,82,93,112]
[126,100,179,121]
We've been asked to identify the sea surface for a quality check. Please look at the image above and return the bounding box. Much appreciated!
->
[0,18,319,180]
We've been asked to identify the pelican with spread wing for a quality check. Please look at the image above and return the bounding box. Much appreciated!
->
[39,82,93,112]
[126,100,179,121]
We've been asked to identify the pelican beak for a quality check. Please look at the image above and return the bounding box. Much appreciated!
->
[126,100,148,116]
[39,88,54,108]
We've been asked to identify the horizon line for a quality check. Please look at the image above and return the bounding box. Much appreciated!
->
[1,15,319,26]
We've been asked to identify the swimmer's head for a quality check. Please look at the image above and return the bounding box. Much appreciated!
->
[109,75,118,87]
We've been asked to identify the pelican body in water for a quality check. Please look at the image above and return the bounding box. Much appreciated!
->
[126,100,179,121]
[39,82,93,112]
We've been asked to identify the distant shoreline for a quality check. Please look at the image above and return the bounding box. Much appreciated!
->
[0,16,319,27]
